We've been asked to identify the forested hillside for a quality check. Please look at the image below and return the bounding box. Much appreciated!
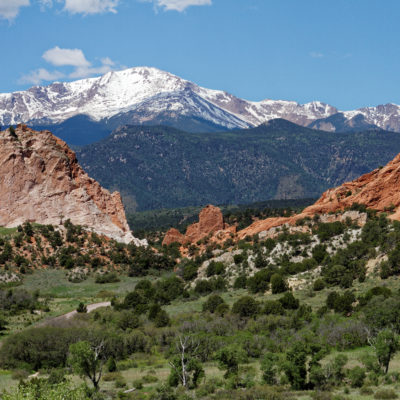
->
[76,120,400,212]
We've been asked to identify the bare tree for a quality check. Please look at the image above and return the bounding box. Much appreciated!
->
[68,340,106,390]
[169,335,203,389]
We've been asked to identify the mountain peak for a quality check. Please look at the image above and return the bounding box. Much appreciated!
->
[1,67,400,134]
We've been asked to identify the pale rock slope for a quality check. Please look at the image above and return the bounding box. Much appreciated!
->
[0,125,144,245]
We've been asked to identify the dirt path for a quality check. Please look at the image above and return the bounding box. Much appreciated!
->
[0,302,111,350]
[40,301,111,325]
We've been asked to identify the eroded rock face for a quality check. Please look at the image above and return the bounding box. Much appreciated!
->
[303,154,400,219]
[162,205,229,246]
[239,152,400,238]
[186,205,224,243]
[0,125,144,245]
[163,228,186,246]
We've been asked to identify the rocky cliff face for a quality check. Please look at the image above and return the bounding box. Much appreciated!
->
[239,151,400,238]
[0,125,143,245]
[303,153,400,219]
[163,205,234,246]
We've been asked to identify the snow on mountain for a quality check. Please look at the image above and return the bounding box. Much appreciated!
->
[0,66,400,133]
[343,104,400,132]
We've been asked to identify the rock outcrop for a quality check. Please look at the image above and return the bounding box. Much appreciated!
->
[167,152,400,248]
[163,228,186,246]
[240,152,400,238]
[163,205,233,246]
[302,153,400,219]
[0,125,144,245]
[185,205,225,243]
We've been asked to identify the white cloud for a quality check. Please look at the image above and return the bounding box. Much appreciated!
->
[149,0,212,12]
[18,68,65,85]
[20,47,119,85]
[69,61,115,79]
[43,46,91,67]
[309,51,324,59]
[0,0,30,20]
[63,0,119,14]
[100,57,115,66]
[38,0,53,10]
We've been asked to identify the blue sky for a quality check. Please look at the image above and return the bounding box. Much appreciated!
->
[0,0,399,110]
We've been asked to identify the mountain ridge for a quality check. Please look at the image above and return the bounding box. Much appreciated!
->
[2,67,400,145]
[75,121,400,212]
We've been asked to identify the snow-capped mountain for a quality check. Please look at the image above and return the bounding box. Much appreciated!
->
[1,66,400,137]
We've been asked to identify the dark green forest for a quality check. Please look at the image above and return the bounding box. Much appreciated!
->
[76,120,400,212]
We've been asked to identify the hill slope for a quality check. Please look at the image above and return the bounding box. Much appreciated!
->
[76,120,400,212]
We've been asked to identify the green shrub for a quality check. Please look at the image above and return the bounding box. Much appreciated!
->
[215,303,230,316]
[270,274,288,294]
[202,294,225,313]
[233,275,247,289]
[154,310,170,327]
[247,269,270,294]
[117,310,140,330]
[263,300,285,315]
[313,279,325,291]
[360,386,374,395]
[232,296,259,318]
[348,366,366,388]
[133,379,143,389]
[374,389,398,399]
[76,302,87,313]
[182,263,198,281]
[206,261,225,277]
[279,292,299,310]
[142,374,158,383]
[95,272,120,284]
[107,357,117,372]
[233,254,245,265]
[194,279,214,295]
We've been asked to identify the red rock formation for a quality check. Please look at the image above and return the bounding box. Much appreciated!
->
[185,205,224,243]
[163,228,186,246]
[303,154,400,219]
[239,152,400,239]
[0,125,143,244]
[162,205,231,246]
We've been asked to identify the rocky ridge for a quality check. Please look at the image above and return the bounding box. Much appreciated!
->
[240,151,400,238]
[0,125,144,245]
[164,151,400,247]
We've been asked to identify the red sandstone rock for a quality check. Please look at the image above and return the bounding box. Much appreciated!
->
[0,125,142,244]
[239,152,400,239]
[162,205,229,246]
[185,205,224,243]
[162,228,186,246]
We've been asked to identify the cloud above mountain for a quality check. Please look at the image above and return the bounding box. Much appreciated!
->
[63,0,119,15]
[19,47,119,84]
[0,0,30,20]
[151,0,212,12]
[1,0,212,21]
[43,46,91,67]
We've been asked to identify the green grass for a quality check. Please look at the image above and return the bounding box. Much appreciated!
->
[0,227,17,237]
[0,370,15,394]
[21,269,142,299]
